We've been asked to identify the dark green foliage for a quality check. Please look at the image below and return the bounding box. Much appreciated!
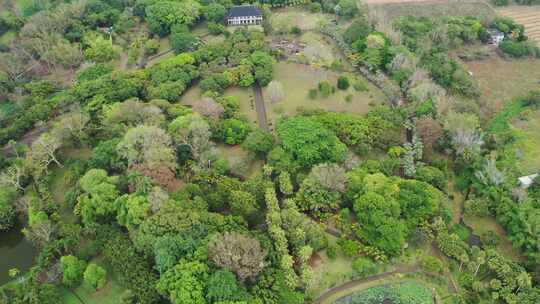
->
[104,234,160,304]
[0,186,17,231]
[499,40,540,58]
[344,17,373,45]
[337,76,350,90]
[206,270,249,303]
[171,29,199,54]
[88,139,126,173]
[203,3,227,23]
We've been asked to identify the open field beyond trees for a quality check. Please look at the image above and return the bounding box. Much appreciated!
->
[263,62,383,130]
[366,0,496,20]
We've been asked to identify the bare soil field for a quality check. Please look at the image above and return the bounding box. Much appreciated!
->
[499,5,540,46]
[456,46,540,114]
[365,0,496,20]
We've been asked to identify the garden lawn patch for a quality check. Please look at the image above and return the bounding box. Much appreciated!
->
[270,8,328,32]
[225,87,258,127]
[60,258,124,304]
[510,109,540,173]
[367,0,495,20]
[263,62,383,130]
[464,215,525,262]
[309,235,354,298]
[298,32,352,68]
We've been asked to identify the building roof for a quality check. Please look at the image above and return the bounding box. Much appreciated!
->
[227,5,262,18]
[487,28,504,37]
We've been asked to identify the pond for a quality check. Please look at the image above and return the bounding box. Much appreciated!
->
[0,223,37,285]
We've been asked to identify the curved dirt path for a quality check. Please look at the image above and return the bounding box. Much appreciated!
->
[315,265,419,304]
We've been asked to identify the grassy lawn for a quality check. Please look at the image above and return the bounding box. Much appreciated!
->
[458,47,540,115]
[367,0,496,21]
[308,235,354,298]
[297,31,352,69]
[464,215,525,262]
[510,109,540,173]
[50,148,93,223]
[270,8,329,32]
[60,258,125,304]
[264,62,383,130]
[225,87,258,127]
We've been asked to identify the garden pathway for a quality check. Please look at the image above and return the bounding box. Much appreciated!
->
[314,265,419,304]
[252,83,269,130]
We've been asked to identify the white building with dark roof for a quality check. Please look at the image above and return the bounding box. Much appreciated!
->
[227,5,263,26]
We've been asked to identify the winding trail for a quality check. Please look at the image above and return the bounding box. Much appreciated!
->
[314,265,419,304]
[252,83,269,130]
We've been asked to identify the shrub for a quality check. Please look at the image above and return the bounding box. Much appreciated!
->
[352,257,378,278]
[491,0,509,6]
[309,2,322,13]
[308,88,318,99]
[84,263,107,291]
[338,238,360,257]
[60,255,87,287]
[500,40,540,58]
[291,26,301,35]
[337,76,350,90]
[318,81,333,97]
[144,39,160,56]
[353,79,369,92]
[208,22,226,35]
[421,256,444,274]
[326,244,338,260]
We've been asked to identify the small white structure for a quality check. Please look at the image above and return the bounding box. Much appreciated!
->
[518,173,538,189]
[487,29,505,46]
[227,5,263,26]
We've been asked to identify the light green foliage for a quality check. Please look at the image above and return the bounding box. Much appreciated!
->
[354,191,407,257]
[84,263,107,291]
[221,118,251,145]
[398,179,442,227]
[278,172,293,196]
[116,194,152,229]
[156,260,209,304]
[117,125,176,170]
[277,116,347,168]
[76,169,119,225]
[60,255,87,288]
[352,257,378,278]
[84,33,117,63]
[230,190,259,224]
[145,0,202,36]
